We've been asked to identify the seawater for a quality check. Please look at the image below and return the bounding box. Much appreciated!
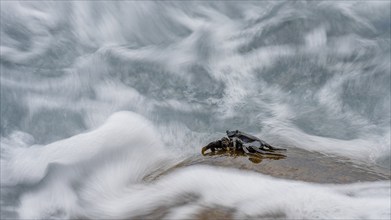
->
[1,1,390,219]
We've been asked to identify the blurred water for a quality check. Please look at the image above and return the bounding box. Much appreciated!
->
[1,1,390,219]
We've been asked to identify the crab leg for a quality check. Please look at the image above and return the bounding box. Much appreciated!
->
[252,147,286,157]
[247,144,283,155]
[242,145,251,154]
[258,140,286,151]
[269,146,287,151]
[252,146,272,154]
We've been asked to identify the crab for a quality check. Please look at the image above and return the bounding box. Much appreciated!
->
[201,130,286,162]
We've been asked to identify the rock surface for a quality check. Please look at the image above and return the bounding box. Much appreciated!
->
[147,147,390,184]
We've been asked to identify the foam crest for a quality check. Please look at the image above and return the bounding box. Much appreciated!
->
[1,111,175,219]
[1,111,170,186]
[1,111,389,219]
[75,166,390,219]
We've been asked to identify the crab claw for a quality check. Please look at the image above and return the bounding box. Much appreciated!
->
[201,140,223,155]
[201,145,211,155]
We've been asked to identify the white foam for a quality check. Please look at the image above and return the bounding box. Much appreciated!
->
[1,2,390,218]
[1,111,175,219]
[75,165,390,219]
[1,111,388,219]
[1,111,171,186]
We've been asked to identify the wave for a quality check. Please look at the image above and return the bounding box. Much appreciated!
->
[1,1,390,219]
[1,112,389,219]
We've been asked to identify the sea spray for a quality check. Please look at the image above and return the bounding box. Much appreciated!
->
[1,1,390,219]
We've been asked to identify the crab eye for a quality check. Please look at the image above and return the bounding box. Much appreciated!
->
[235,130,238,133]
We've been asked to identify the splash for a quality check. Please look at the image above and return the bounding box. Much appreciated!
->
[1,112,389,219]
[1,1,390,219]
